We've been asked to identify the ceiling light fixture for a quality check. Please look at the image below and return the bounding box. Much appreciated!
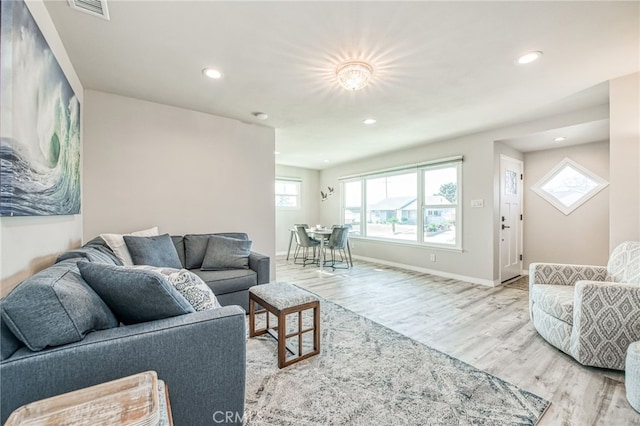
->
[202,68,223,79]
[336,61,373,91]
[363,118,377,125]
[554,137,567,142]
[252,112,268,120]
[515,51,543,65]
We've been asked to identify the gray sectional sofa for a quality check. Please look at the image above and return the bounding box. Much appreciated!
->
[0,232,269,425]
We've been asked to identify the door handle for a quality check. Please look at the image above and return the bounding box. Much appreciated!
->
[502,224,510,230]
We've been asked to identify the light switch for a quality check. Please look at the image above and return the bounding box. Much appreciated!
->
[471,199,484,208]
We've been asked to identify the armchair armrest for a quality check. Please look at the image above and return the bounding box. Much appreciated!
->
[529,262,608,287]
[570,281,640,369]
[249,251,270,284]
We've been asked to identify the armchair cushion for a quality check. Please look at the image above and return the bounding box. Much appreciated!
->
[530,284,574,325]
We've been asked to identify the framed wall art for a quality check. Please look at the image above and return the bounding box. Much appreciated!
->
[1,0,81,216]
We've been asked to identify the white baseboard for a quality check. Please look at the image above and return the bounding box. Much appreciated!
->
[351,254,499,287]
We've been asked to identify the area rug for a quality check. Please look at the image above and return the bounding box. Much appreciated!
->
[244,295,550,425]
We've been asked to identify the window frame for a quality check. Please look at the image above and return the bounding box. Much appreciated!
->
[340,158,462,250]
[531,157,608,215]
[275,177,301,210]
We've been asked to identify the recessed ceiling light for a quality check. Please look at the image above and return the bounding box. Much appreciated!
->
[515,51,543,65]
[252,112,268,120]
[323,159,330,163]
[554,137,567,142]
[202,68,223,79]
[363,118,377,125]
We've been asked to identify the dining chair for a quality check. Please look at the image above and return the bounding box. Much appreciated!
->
[293,225,320,267]
[323,226,350,269]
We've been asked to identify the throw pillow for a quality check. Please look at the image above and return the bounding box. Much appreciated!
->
[124,234,183,269]
[201,235,252,271]
[133,266,222,311]
[183,233,249,269]
[1,261,119,351]
[77,262,194,325]
[100,226,159,266]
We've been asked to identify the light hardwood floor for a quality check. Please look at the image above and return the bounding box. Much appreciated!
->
[275,255,640,425]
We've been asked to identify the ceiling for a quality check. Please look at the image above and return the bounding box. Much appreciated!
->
[44,1,639,170]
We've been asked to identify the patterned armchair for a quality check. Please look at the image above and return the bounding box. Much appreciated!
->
[529,241,640,370]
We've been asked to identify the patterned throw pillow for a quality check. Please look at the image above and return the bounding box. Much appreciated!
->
[133,266,221,311]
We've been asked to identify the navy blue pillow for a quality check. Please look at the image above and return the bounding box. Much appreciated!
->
[77,262,194,325]
[123,234,183,268]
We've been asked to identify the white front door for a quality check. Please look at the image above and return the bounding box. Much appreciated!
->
[500,155,523,282]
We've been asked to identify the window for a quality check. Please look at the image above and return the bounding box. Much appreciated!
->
[531,158,608,215]
[343,181,362,235]
[423,165,459,246]
[341,158,462,248]
[275,178,301,208]
[366,172,417,241]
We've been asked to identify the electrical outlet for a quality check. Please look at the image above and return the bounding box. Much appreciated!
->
[430,254,436,262]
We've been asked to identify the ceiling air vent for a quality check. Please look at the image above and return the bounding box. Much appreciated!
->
[68,0,110,20]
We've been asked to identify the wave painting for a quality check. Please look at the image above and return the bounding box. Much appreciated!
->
[0,0,81,216]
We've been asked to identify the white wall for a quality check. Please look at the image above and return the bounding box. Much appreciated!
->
[83,90,276,276]
[524,141,610,266]
[275,165,320,255]
[0,0,84,296]
[609,72,640,247]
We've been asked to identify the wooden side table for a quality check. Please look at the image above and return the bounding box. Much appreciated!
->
[249,282,320,368]
[6,371,173,425]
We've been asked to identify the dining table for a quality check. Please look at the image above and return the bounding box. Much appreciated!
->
[287,227,353,270]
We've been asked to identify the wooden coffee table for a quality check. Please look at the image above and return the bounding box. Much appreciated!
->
[5,371,173,425]
[249,282,320,368]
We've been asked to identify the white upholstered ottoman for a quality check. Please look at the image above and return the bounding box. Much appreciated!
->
[248,282,320,368]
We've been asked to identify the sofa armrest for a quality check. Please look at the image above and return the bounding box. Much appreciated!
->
[570,281,640,369]
[249,251,270,284]
[529,262,608,287]
[1,306,246,425]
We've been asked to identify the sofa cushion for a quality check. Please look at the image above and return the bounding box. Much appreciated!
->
[133,266,221,311]
[171,236,186,268]
[0,303,23,360]
[124,234,182,268]
[77,262,194,325]
[55,246,122,266]
[530,284,574,325]
[1,261,119,351]
[201,235,252,271]
[184,233,248,269]
[191,269,257,296]
[100,226,159,266]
